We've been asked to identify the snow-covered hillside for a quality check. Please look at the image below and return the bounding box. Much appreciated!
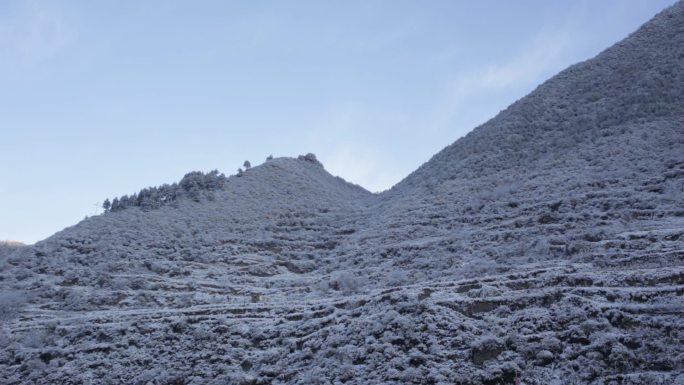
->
[1,2,683,385]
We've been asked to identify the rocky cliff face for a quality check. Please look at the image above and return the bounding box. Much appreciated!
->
[1,2,683,384]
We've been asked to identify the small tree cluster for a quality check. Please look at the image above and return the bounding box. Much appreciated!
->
[103,170,227,213]
[298,153,321,165]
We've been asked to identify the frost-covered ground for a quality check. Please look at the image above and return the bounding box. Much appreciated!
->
[2,2,684,385]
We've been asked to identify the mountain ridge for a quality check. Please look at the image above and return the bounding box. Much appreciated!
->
[392,0,684,194]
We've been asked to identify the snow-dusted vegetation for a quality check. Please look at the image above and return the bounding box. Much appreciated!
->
[1,2,684,384]
[105,169,229,212]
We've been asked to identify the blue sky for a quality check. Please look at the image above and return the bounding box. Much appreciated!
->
[0,0,676,244]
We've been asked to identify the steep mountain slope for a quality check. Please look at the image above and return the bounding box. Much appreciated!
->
[364,0,684,276]
[1,2,684,385]
[397,0,684,190]
[4,156,371,311]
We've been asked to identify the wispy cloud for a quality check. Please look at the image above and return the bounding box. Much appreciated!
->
[304,103,414,192]
[428,13,582,138]
[0,0,75,63]
[312,21,582,192]
[323,145,406,193]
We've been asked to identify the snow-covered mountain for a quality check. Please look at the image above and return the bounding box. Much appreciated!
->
[2,2,683,384]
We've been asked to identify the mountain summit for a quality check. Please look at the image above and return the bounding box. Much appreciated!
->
[1,3,683,384]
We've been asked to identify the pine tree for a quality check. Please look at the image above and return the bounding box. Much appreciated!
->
[110,197,120,212]
[102,198,111,213]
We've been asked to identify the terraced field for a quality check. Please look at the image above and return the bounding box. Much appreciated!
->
[3,262,682,384]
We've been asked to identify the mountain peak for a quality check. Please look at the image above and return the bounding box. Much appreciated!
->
[101,153,365,215]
